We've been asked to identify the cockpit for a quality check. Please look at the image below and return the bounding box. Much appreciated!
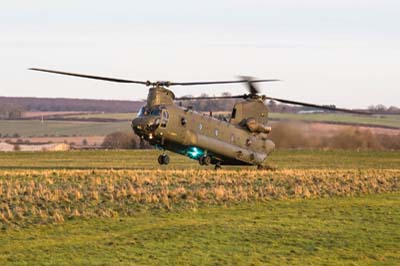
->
[133,106,169,133]
[137,106,163,117]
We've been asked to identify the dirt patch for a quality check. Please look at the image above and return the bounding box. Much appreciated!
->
[269,121,399,137]
[268,121,400,150]
[22,111,87,118]
[2,136,105,146]
[306,122,400,136]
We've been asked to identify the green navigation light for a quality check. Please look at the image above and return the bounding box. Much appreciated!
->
[187,147,203,159]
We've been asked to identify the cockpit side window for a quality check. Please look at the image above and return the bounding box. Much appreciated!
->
[231,108,237,119]
[137,107,146,117]
[162,111,169,119]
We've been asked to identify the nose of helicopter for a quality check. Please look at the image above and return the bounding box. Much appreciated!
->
[131,116,161,138]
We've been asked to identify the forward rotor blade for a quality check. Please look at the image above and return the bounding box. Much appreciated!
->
[29,68,149,85]
[170,79,279,86]
[29,68,280,88]
[264,96,371,115]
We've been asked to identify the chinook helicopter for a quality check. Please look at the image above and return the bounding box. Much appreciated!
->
[29,68,368,169]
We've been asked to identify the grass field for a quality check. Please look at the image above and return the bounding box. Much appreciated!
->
[66,112,136,120]
[0,150,399,265]
[1,194,399,265]
[0,149,399,170]
[0,120,130,137]
[68,112,400,128]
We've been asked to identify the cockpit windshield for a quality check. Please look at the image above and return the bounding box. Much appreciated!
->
[150,109,161,116]
[136,106,162,117]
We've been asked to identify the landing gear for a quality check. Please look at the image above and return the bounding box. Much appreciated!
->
[198,155,211,166]
[214,161,222,170]
[158,154,170,165]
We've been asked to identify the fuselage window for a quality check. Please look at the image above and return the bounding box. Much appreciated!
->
[246,138,252,146]
[230,134,234,143]
[199,123,203,131]
[161,110,169,128]
[180,117,187,126]
[215,128,219,137]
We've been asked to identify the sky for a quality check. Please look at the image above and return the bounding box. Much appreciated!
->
[1,0,399,108]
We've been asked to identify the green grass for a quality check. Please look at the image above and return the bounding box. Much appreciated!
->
[0,120,131,137]
[1,193,399,265]
[67,112,400,128]
[269,112,400,128]
[66,112,136,120]
[0,150,399,170]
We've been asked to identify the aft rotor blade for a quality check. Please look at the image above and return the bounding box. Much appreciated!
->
[29,68,149,85]
[175,95,245,100]
[264,96,372,115]
[170,79,279,86]
[238,76,262,95]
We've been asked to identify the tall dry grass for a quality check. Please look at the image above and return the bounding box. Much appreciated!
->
[0,169,398,227]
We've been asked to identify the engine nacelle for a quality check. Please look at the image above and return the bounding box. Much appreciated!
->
[245,118,271,134]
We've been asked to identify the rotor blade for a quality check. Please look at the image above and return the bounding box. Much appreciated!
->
[170,79,279,86]
[29,68,280,88]
[238,76,261,95]
[29,68,149,85]
[264,96,372,115]
[175,95,245,101]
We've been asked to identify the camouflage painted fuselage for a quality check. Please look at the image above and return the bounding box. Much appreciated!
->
[132,87,275,166]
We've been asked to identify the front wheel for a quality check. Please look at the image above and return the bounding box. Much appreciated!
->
[162,154,170,165]
[158,154,170,165]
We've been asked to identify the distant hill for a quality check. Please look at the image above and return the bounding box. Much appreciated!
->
[1,96,398,115]
[0,96,144,113]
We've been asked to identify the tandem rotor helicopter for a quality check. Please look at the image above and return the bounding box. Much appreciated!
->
[30,68,369,169]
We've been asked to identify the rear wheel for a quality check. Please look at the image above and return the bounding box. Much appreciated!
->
[203,155,211,165]
[199,155,211,166]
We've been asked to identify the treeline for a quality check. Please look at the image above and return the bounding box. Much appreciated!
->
[367,104,400,114]
[1,96,398,114]
[0,97,144,113]
[102,131,152,149]
[180,93,400,114]
[179,93,238,112]
[180,97,325,113]
[0,104,24,119]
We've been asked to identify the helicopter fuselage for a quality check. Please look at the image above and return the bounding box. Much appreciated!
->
[131,87,275,166]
